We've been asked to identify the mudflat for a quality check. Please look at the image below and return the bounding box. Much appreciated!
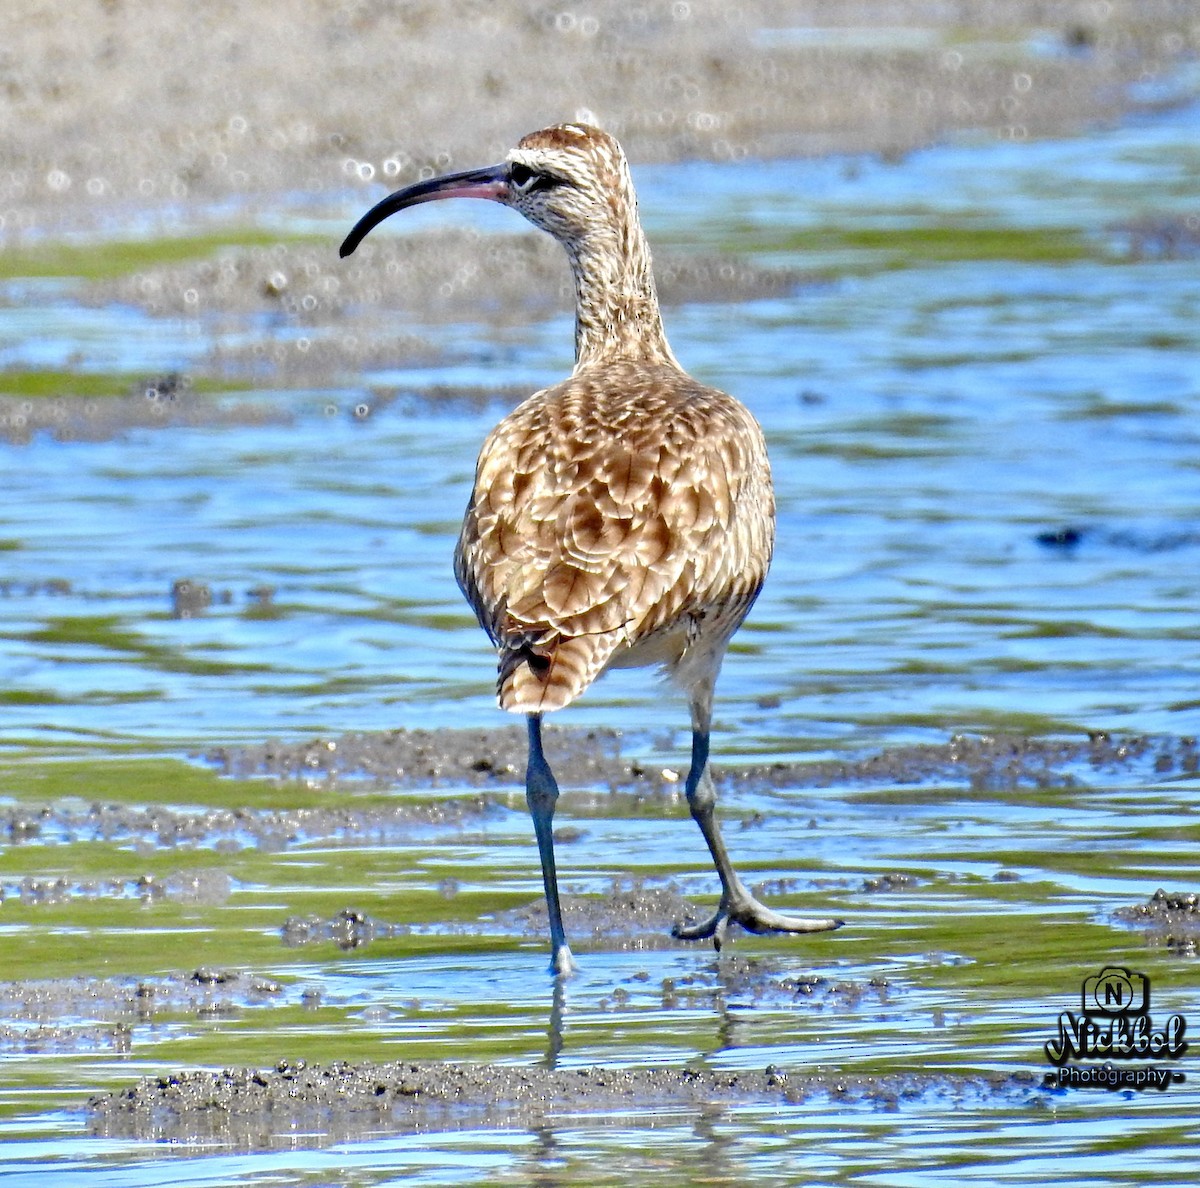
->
[3,0,1195,237]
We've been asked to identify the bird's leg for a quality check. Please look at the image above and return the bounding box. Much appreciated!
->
[672,691,843,949]
[526,714,578,976]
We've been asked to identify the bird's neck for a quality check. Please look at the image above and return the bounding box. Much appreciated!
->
[567,219,678,371]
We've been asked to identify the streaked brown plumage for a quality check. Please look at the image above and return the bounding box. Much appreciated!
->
[456,361,773,715]
[341,122,842,975]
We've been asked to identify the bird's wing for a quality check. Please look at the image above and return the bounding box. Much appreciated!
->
[454,365,774,712]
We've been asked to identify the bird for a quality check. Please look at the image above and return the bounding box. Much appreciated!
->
[341,123,843,975]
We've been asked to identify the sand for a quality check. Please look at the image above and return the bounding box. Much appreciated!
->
[2,0,1196,239]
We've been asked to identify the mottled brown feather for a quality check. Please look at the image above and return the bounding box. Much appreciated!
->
[454,360,774,713]
[432,124,777,713]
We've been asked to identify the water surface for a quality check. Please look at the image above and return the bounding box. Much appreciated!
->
[1,101,1198,1184]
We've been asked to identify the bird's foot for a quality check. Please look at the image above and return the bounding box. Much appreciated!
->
[672,891,843,951]
[550,942,579,978]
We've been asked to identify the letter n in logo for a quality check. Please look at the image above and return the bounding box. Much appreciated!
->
[1082,966,1149,1015]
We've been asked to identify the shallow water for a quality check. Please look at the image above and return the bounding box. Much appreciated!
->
[1,100,1199,1184]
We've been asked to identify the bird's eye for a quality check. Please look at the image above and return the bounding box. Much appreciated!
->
[510,163,537,190]
[510,163,561,193]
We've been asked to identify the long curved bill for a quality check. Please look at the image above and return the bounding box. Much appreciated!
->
[339,164,510,257]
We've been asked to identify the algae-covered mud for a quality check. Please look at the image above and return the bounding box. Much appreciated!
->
[3,1,1200,1184]
[8,726,1200,1178]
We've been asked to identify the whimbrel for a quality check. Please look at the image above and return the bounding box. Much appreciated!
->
[341,123,842,975]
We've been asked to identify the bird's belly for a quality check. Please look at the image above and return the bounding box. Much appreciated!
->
[602,623,689,673]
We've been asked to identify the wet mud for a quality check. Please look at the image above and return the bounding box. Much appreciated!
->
[2,788,504,851]
[4,5,1198,1171]
[207,724,619,790]
[278,883,711,955]
[77,232,815,393]
[208,725,1200,796]
[0,867,235,908]
[1115,889,1200,956]
[1113,213,1200,261]
[3,947,896,1063]
[7,728,1191,859]
[0,382,289,445]
[606,953,900,1014]
[7,734,1194,1150]
[87,233,810,326]
[281,872,918,957]
[88,1058,1040,1145]
[498,878,707,951]
[0,969,285,1055]
[3,2,1197,427]
[3,0,1195,241]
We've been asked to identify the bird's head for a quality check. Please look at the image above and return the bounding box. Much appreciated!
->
[339,123,636,258]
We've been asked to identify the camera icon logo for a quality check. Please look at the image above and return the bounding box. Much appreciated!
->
[1082,966,1149,1015]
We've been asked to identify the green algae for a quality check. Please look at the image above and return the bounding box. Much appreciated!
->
[22,614,261,678]
[0,229,319,283]
[0,369,241,400]
[2,743,1196,1127]
[720,221,1101,273]
[824,224,1097,265]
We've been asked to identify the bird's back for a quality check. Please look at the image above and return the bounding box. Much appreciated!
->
[455,359,775,713]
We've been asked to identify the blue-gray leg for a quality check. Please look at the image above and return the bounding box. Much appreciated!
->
[526,714,578,976]
[672,696,843,949]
